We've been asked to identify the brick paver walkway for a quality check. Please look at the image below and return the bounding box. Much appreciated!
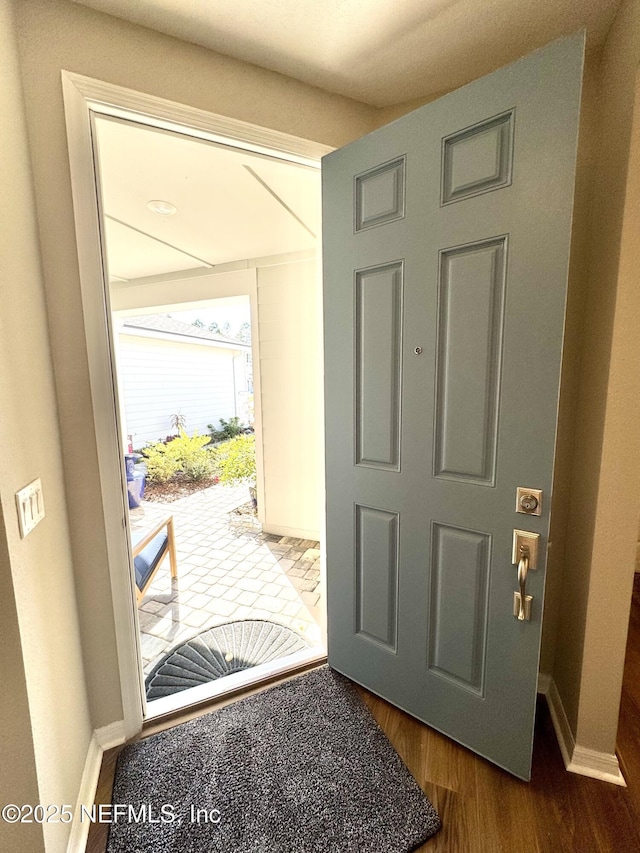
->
[129,482,323,677]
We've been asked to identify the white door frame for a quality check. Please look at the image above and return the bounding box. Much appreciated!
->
[62,71,332,738]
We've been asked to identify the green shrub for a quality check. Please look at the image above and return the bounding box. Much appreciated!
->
[170,430,213,479]
[208,416,245,443]
[181,450,215,481]
[142,442,181,483]
[214,434,256,486]
[143,430,214,483]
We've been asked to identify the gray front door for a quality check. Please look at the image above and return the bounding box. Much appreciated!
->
[322,34,584,780]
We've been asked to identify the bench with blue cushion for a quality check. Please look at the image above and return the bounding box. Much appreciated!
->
[131,516,177,604]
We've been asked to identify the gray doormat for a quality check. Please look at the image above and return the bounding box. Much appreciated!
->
[145,620,310,700]
[108,666,441,852]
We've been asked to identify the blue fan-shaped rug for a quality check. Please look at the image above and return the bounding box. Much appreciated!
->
[145,620,309,700]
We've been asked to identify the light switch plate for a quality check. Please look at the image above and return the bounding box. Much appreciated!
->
[15,478,45,538]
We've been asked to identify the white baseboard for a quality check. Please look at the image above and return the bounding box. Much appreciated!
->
[95,719,127,751]
[542,674,626,787]
[66,734,102,853]
[567,744,626,786]
[66,722,127,853]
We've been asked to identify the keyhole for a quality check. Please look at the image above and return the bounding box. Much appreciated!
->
[414,346,423,355]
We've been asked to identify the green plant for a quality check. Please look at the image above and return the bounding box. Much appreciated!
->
[214,434,256,486]
[142,442,182,483]
[171,429,214,481]
[182,454,215,481]
[208,416,245,443]
[180,446,214,480]
[143,430,215,483]
[169,411,187,433]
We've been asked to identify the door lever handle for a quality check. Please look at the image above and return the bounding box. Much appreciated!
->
[512,530,537,622]
[516,547,529,621]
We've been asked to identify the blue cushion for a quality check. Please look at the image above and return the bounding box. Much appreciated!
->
[131,530,169,590]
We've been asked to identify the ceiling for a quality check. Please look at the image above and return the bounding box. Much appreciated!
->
[89,0,620,282]
[74,0,619,107]
[94,117,320,281]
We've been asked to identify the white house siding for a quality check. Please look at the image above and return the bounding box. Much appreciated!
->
[118,333,244,446]
[257,256,321,540]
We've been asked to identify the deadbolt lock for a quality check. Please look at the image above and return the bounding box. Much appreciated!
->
[516,487,542,516]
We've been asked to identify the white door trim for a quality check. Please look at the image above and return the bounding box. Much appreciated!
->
[61,71,331,738]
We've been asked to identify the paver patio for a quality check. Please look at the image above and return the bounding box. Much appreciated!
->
[129,481,323,679]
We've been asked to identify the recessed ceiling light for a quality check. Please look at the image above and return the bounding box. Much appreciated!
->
[147,199,177,216]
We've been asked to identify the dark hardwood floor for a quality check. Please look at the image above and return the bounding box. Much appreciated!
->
[87,575,640,853]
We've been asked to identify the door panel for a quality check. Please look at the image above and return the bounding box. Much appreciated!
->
[355,157,406,230]
[355,504,399,651]
[355,262,404,470]
[428,522,491,694]
[441,110,514,204]
[434,237,507,484]
[322,34,584,779]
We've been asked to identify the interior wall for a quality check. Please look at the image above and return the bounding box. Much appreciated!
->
[553,0,640,755]
[0,1,92,851]
[0,509,44,853]
[373,89,450,126]
[538,51,601,677]
[13,0,375,732]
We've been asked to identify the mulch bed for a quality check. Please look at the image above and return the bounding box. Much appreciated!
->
[142,476,218,503]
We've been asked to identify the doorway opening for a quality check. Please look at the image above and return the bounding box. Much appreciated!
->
[92,112,326,717]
